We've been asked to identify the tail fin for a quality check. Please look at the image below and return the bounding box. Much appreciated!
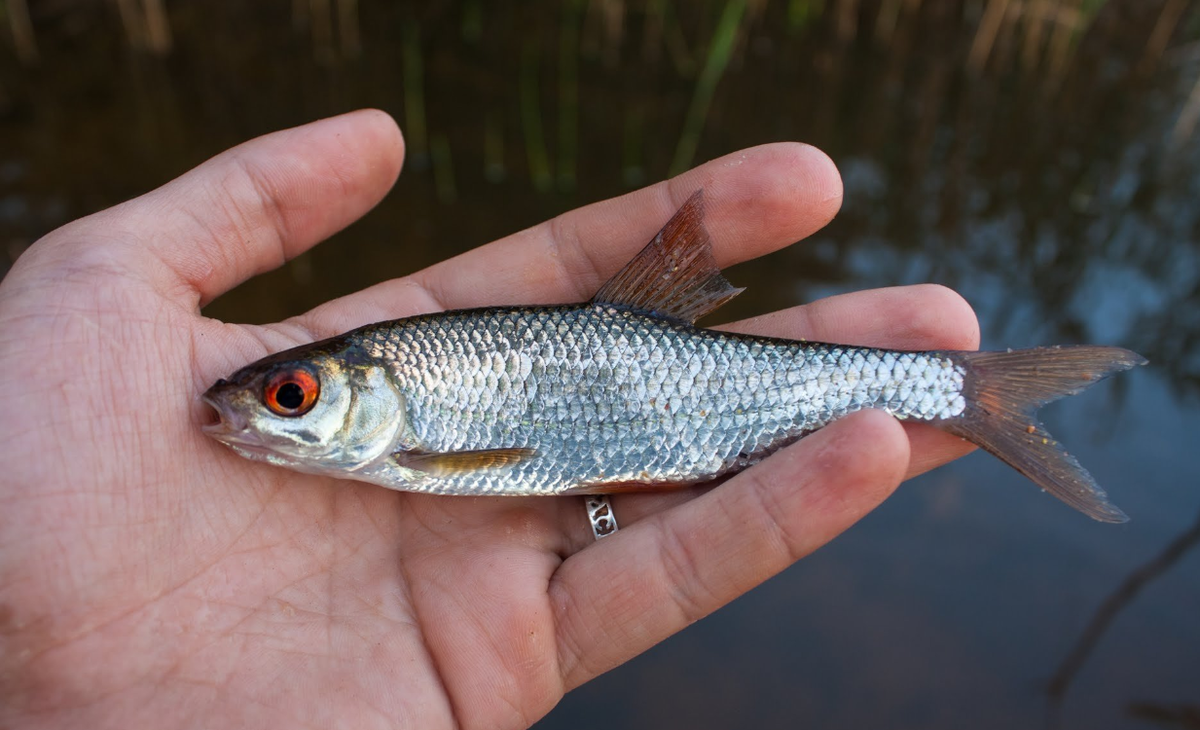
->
[937,346,1146,523]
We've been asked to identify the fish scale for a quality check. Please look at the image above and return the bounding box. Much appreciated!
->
[355,304,966,496]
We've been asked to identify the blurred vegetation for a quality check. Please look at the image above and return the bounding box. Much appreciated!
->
[0,0,1197,397]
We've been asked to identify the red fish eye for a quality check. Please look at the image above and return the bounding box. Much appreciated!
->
[263,368,320,417]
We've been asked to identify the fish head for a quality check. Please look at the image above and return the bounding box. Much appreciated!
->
[201,341,407,478]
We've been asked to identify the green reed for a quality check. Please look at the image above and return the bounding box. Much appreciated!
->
[669,0,747,177]
[521,41,554,193]
[402,20,429,165]
[431,133,457,204]
[558,0,583,192]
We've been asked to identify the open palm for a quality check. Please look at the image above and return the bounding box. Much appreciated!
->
[0,111,978,729]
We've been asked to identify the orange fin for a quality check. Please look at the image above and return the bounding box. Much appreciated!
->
[591,189,744,324]
[560,479,693,495]
[937,346,1146,523]
[393,447,537,475]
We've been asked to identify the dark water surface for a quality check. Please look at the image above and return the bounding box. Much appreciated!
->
[3,2,1198,728]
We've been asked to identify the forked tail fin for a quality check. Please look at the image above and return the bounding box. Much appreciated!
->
[937,346,1147,523]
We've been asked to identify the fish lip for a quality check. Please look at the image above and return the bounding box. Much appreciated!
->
[201,393,251,439]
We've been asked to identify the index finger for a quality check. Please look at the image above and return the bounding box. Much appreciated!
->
[421,142,843,306]
[296,143,842,335]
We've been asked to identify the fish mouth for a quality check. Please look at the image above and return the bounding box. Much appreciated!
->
[201,394,288,465]
[201,394,251,440]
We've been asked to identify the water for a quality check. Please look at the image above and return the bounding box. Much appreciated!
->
[2,2,1198,728]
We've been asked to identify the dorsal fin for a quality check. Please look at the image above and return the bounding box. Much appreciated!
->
[591,189,744,324]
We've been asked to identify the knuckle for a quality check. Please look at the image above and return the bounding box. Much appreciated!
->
[652,517,717,626]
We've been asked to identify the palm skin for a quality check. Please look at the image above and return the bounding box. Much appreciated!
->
[0,111,978,729]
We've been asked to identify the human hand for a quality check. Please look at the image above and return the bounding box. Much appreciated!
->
[0,110,978,729]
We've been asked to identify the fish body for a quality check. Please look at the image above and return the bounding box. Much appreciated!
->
[336,305,964,496]
[203,191,1145,521]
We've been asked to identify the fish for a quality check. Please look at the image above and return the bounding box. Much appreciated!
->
[202,190,1146,522]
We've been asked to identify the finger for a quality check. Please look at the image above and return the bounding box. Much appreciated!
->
[295,142,842,335]
[718,283,981,350]
[49,109,404,308]
[551,410,908,689]
[553,282,981,548]
[719,283,981,480]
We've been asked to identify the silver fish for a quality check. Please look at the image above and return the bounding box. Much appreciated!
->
[203,191,1145,522]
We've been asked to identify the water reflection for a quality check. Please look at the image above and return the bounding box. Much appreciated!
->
[1127,701,1200,729]
[2,2,1198,729]
[1046,507,1200,726]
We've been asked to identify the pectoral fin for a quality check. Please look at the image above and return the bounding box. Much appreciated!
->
[392,447,538,476]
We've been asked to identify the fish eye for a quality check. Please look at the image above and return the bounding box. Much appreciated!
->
[263,367,320,417]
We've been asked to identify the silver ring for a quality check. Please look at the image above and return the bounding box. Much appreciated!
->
[585,495,618,539]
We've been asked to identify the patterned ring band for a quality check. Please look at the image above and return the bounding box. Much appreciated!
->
[585,495,619,540]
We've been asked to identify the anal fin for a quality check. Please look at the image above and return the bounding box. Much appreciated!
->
[560,479,692,495]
